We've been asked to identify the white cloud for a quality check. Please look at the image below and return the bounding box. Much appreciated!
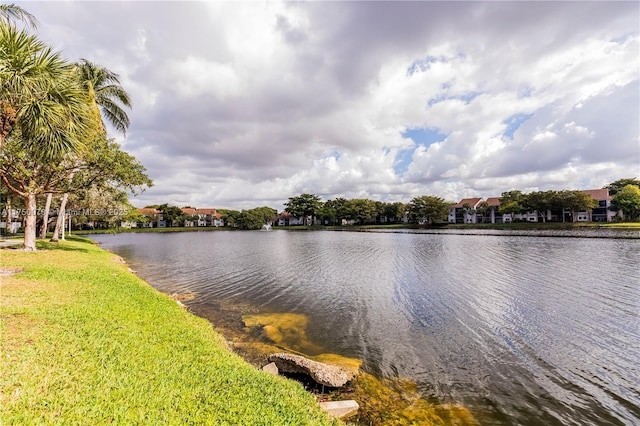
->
[20,1,640,210]
[165,57,241,100]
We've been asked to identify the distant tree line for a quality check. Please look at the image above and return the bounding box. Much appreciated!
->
[496,189,600,223]
[139,178,640,231]
[143,204,277,231]
[282,177,640,225]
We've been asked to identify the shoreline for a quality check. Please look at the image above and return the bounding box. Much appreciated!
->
[87,236,481,424]
[70,220,640,236]
[0,236,336,424]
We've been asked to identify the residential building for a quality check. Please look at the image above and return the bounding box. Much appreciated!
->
[137,208,165,228]
[181,208,198,226]
[449,188,616,224]
[277,212,305,226]
[448,198,483,224]
[483,197,503,223]
[579,189,615,222]
[196,208,224,227]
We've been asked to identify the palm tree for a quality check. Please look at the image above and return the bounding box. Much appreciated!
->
[50,60,132,241]
[76,59,132,135]
[0,3,38,28]
[0,22,91,250]
[0,23,89,157]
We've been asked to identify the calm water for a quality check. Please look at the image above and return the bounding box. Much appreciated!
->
[90,230,640,425]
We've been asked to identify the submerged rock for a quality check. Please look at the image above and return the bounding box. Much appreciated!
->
[268,353,356,388]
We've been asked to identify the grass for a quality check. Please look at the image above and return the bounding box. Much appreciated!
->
[598,222,640,228]
[0,236,337,425]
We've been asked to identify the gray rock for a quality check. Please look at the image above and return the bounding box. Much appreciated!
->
[268,353,356,388]
[319,400,359,419]
[262,362,279,375]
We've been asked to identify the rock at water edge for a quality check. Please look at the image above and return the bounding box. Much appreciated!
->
[268,353,356,388]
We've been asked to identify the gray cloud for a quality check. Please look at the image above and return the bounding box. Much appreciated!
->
[19,1,640,210]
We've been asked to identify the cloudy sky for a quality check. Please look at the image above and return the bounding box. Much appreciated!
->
[21,1,640,211]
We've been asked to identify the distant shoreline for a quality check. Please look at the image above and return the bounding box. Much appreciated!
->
[67,221,640,236]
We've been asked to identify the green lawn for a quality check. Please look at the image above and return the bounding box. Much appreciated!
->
[0,236,336,425]
[598,222,640,228]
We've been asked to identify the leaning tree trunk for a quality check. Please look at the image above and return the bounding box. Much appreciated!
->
[50,192,69,242]
[23,193,38,251]
[38,193,53,239]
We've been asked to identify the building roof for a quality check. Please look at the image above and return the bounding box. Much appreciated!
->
[454,198,483,208]
[197,208,219,216]
[581,188,611,201]
[181,208,197,215]
[485,197,501,207]
[138,208,160,215]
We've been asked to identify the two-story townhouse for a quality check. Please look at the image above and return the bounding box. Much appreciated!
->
[448,198,483,224]
[180,208,198,226]
[452,189,616,224]
[277,212,306,226]
[483,197,502,223]
[511,189,614,223]
[137,208,165,228]
[579,189,615,222]
[197,208,224,227]
[178,207,224,227]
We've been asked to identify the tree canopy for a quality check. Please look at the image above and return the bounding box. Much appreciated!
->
[284,193,323,225]
[0,22,91,159]
[606,178,640,195]
[610,184,640,221]
[408,195,450,225]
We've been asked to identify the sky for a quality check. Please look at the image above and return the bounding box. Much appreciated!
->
[19,1,640,211]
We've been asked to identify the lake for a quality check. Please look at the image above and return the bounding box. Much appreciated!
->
[89,229,640,425]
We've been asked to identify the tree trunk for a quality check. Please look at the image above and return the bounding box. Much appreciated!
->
[5,196,12,234]
[39,193,53,239]
[23,193,37,251]
[50,193,69,242]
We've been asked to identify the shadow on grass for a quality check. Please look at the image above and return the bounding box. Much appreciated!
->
[35,240,90,253]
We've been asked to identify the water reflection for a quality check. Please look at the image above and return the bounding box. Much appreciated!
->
[90,230,640,425]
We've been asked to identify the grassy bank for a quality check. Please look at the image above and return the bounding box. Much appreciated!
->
[0,236,336,425]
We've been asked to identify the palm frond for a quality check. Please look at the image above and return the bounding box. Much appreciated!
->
[97,84,132,108]
[1,24,92,160]
[0,3,38,29]
[99,100,130,135]
[76,59,132,136]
